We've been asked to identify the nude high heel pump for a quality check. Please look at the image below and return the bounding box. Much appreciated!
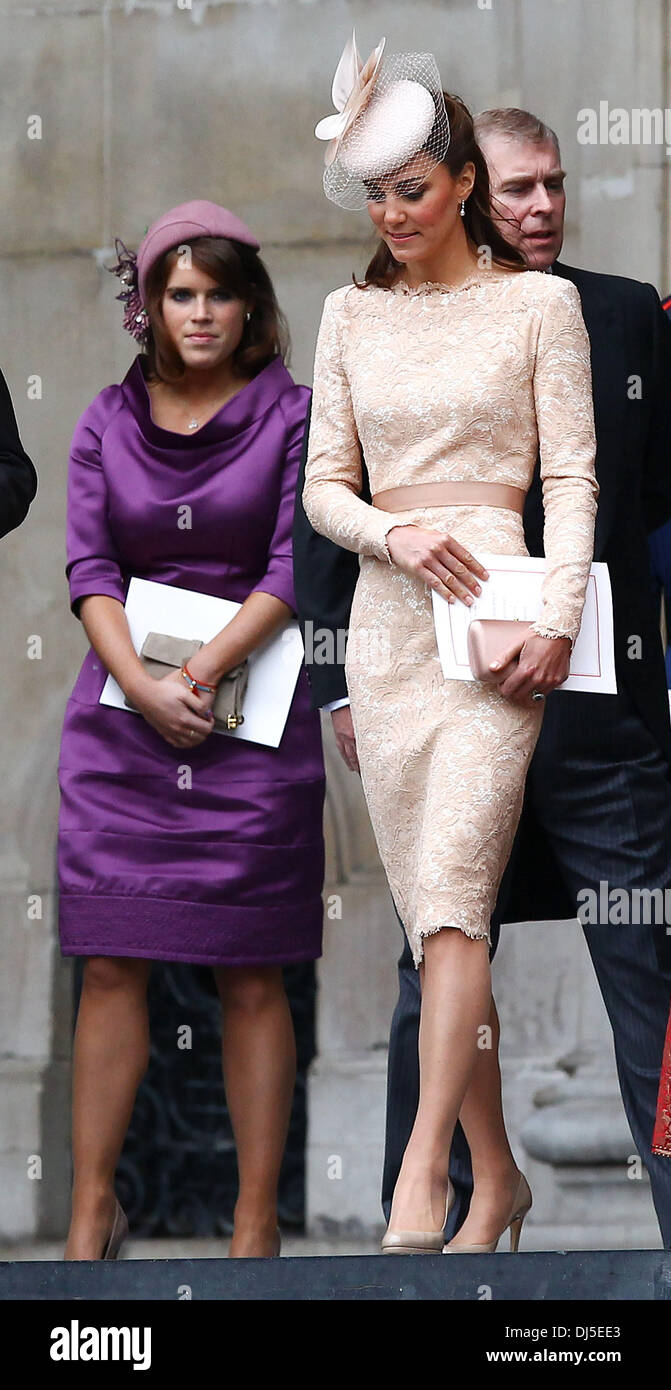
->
[102,1197,129,1260]
[381,1179,455,1255]
[442,1171,532,1254]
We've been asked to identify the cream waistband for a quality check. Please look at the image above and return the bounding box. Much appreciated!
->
[371,481,527,515]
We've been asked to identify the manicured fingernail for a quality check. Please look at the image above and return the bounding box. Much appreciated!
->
[491,660,501,669]
[475,585,481,595]
[465,595,473,605]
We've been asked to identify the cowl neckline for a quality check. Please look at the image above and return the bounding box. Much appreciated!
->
[121,353,295,447]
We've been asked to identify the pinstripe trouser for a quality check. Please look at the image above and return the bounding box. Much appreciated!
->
[381,688,671,1248]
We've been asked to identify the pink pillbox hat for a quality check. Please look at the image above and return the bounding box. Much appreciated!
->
[136,199,260,304]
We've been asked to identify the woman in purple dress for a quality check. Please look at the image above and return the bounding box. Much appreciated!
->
[58,201,325,1260]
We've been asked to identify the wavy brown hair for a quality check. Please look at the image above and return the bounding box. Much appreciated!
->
[356,91,527,290]
[142,236,290,384]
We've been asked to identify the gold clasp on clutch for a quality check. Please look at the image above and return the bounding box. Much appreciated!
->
[226,714,244,729]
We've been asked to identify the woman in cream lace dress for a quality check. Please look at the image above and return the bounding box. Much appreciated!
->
[304,51,598,1253]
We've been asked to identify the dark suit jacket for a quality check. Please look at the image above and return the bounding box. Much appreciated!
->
[647,293,671,682]
[292,263,671,923]
[0,367,37,538]
[548,262,671,762]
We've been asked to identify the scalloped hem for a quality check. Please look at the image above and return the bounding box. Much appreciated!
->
[412,920,491,969]
[531,623,575,643]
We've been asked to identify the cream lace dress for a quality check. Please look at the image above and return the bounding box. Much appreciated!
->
[303,270,598,966]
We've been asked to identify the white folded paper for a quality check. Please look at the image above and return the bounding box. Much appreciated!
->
[99,577,305,747]
[431,554,617,693]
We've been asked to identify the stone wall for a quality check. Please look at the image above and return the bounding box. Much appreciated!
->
[1,0,668,1241]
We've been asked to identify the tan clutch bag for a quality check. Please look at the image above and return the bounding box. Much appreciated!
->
[467,619,534,683]
[124,631,249,730]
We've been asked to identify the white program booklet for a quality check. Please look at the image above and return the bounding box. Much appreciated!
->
[431,554,617,694]
[99,577,305,747]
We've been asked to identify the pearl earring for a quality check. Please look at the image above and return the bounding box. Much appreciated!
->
[460,200,466,217]
[245,310,252,322]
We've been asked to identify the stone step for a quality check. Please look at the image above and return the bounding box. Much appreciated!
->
[2,1249,670,1301]
[0,1221,663,1263]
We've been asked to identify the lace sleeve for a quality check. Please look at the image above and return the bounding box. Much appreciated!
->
[302,291,407,563]
[531,280,599,644]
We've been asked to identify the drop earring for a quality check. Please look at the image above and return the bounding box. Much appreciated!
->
[460,200,466,217]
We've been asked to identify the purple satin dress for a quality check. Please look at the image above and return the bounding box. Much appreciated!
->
[57,353,325,966]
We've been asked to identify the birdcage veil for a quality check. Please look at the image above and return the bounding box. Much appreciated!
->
[315,35,450,211]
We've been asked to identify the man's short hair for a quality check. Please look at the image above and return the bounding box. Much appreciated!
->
[474,108,561,158]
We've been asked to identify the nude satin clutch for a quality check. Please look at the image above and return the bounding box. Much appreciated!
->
[467,619,534,683]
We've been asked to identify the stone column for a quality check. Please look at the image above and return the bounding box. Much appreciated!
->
[519,927,660,1245]
[0,667,72,1238]
[306,721,398,1238]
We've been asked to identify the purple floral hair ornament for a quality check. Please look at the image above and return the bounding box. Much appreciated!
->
[108,236,151,346]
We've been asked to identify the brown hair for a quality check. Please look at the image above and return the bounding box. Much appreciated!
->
[356,92,527,291]
[473,107,561,156]
[142,237,290,384]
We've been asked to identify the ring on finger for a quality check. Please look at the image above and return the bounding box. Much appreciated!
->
[531,690,545,702]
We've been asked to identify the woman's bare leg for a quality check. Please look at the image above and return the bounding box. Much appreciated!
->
[214,965,295,1257]
[446,996,525,1247]
[64,955,152,1259]
[389,927,492,1231]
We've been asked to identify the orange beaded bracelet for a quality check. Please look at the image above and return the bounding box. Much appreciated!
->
[180,663,217,695]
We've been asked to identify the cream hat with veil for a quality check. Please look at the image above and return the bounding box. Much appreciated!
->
[314,30,450,209]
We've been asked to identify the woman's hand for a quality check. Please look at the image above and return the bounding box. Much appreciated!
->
[129,668,216,748]
[385,524,488,604]
[493,634,572,707]
[331,705,359,773]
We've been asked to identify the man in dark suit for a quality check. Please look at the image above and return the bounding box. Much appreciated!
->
[293,108,671,1247]
[0,366,37,537]
[648,296,671,685]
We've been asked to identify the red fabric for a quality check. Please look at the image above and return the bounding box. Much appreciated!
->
[653,1006,671,1157]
